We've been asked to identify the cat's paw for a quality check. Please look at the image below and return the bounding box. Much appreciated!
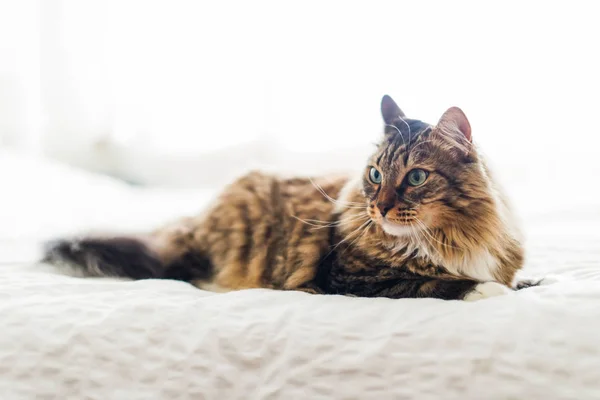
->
[463,282,512,301]
[514,278,543,290]
[514,274,562,290]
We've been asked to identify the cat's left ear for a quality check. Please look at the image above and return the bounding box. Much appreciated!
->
[437,107,472,142]
[381,95,406,125]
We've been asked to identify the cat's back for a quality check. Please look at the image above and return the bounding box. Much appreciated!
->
[218,170,351,215]
[188,170,352,291]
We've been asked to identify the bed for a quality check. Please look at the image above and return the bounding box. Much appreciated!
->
[1,149,599,399]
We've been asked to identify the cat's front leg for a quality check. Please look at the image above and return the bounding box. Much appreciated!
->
[463,281,513,301]
[410,278,513,301]
[365,278,512,301]
[513,275,561,290]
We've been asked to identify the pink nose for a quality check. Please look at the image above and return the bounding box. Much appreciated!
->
[377,202,394,217]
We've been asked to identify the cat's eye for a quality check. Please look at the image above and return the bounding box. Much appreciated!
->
[368,167,382,184]
[407,169,428,186]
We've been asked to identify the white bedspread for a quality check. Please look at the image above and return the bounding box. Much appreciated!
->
[1,150,600,399]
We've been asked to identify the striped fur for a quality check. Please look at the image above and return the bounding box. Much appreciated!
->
[43,95,525,300]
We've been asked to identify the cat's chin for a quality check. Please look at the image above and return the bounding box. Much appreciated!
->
[380,220,414,237]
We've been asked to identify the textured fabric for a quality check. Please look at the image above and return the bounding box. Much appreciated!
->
[1,151,600,399]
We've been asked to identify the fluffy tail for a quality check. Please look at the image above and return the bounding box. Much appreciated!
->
[42,236,212,281]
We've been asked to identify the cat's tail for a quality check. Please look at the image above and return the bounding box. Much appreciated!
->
[42,235,212,282]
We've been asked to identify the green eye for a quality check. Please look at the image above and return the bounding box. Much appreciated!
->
[369,167,382,184]
[407,169,428,186]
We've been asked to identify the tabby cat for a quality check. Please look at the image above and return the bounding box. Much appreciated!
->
[44,95,532,301]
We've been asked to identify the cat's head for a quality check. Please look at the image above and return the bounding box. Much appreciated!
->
[363,95,491,237]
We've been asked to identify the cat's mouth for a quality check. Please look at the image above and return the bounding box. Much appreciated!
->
[380,218,416,237]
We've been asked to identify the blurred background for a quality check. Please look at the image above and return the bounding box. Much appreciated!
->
[1,0,599,198]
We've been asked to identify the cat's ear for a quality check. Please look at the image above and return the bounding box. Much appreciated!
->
[381,95,406,125]
[437,107,472,142]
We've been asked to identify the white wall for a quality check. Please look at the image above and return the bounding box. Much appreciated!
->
[1,0,599,190]
[0,0,42,149]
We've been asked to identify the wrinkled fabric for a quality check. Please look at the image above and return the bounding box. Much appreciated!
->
[1,151,599,399]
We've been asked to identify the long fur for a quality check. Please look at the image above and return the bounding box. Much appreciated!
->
[43,95,525,300]
[43,237,163,278]
[43,236,212,282]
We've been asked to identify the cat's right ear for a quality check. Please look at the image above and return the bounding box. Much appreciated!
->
[381,95,406,125]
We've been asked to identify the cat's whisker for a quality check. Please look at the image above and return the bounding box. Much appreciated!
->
[342,219,373,253]
[329,218,373,253]
[309,178,365,207]
[411,223,434,263]
[290,215,333,228]
[385,123,407,148]
[411,220,440,260]
[413,218,461,251]
[309,214,370,230]
[408,225,425,257]
[396,116,413,151]
[411,224,426,251]
[302,213,367,225]
[338,213,371,223]
[310,218,368,229]
[309,178,363,205]
[291,213,369,231]
[346,219,373,247]
[292,216,353,228]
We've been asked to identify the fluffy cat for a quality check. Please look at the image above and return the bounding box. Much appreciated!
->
[43,95,530,300]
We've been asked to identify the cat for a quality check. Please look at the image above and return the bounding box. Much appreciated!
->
[43,95,533,301]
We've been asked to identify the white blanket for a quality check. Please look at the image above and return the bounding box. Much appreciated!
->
[1,150,599,399]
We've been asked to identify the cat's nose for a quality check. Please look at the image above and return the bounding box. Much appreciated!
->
[377,202,394,217]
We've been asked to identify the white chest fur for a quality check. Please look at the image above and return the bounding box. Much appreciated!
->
[336,176,501,283]
[443,248,499,282]
[389,235,499,282]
